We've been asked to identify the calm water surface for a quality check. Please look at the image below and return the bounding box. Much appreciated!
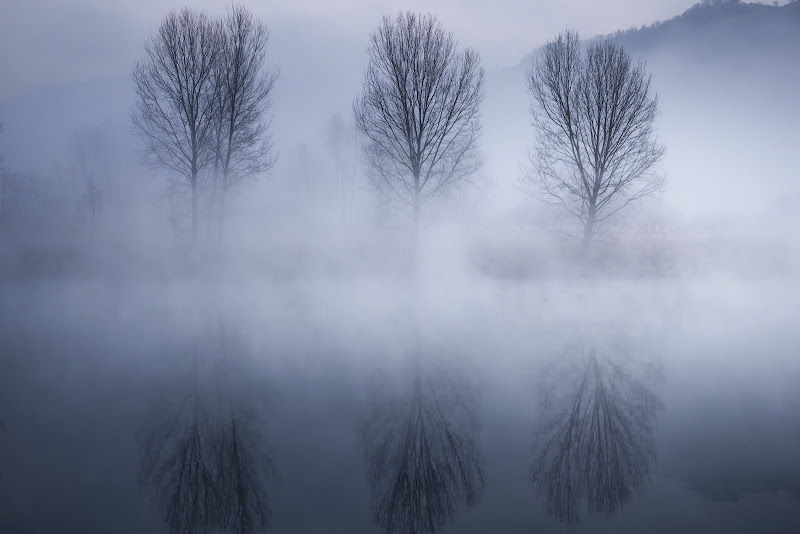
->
[1,274,798,533]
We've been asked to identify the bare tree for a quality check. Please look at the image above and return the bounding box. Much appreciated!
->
[0,121,20,227]
[0,171,23,227]
[72,135,104,231]
[522,31,665,249]
[530,342,662,524]
[325,113,358,221]
[80,171,101,230]
[211,5,278,239]
[132,8,219,238]
[291,143,315,200]
[354,12,485,234]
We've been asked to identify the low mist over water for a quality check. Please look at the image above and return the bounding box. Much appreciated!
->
[1,1,799,533]
[2,268,799,533]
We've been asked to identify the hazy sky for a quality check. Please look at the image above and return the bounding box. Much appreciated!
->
[0,0,699,98]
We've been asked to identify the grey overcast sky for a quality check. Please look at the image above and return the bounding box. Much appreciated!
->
[0,0,699,98]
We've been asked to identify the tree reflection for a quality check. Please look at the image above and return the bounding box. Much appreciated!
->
[139,324,274,534]
[213,324,275,534]
[363,366,485,534]
[530,342,662,524]
[139,374,220,533]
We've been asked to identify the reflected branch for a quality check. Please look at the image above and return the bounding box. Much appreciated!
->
[531,343,662,524]
[363,369,484,534]
[139,325,275,533]
[139,377,221,533]
[213,324,275,534]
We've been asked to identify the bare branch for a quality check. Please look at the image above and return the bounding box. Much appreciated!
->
[363,370,484,534]
[521,31,665,247]
[354,12,485,225]
[132,8,219,237]
[531,342,662,524]
[211,4,278,239]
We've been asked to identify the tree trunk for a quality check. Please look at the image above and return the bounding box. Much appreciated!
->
[582,203,596,254]
[208,163,219,239]
[191,177,198,239]
[412,182,421,277]
[412,200,420,247]
[218,184,227,242]
[410,181,422,354]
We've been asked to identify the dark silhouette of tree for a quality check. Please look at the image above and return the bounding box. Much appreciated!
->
[363,368,484,534]
[530,342,663,524]
[132,8,219,238]
[140,326,274,534]
[522,30,665,249]
[290,143,315,200]
[210,5,277,239]
[354,12,485,233]
[80,173,101,230]
[73,147,102,231]
[0,171,25,228]
[325,113,358,221]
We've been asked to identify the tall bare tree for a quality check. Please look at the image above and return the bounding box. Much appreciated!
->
[291,143,315,201]
[354,12,485,234]
[0,171,20,227]
[211,5,277,239]
[0,122,20,228]
[325,113,358,221]
[522,31,665,249]
[79,169,101,230]
[72,131,105,231]
[132,8,218,238]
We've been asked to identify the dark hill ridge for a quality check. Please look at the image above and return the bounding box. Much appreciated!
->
[507,1,800,69]
[610,0,800,55]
